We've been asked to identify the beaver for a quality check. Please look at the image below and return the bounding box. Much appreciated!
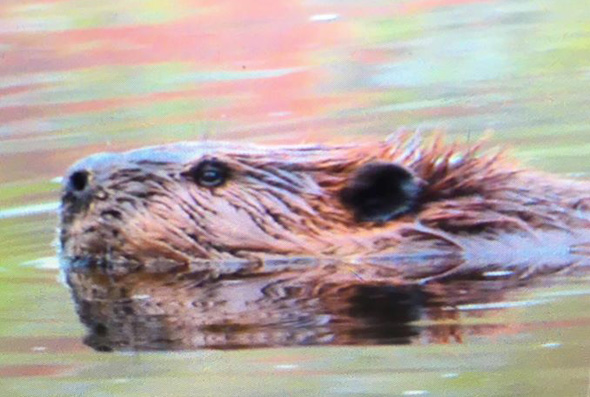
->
[58,132,590,350]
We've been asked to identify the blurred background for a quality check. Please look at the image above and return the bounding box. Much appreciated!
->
[2,0,590,395]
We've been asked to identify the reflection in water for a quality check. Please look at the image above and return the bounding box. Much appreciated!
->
[64,257,536,351]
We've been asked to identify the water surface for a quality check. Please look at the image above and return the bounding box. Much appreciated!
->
[2,0,590,395]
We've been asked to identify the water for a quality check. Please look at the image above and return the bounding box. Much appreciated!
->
[2,0,590,395]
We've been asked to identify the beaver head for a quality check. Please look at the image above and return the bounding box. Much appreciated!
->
[59,132,590,279]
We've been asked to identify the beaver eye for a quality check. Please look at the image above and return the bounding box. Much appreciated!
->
[188,160,229,188]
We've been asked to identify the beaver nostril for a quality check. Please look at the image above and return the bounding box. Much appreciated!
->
[94,323,108,336]
[69,171,89,192]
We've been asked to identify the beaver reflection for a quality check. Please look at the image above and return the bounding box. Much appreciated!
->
[65,259,519,351]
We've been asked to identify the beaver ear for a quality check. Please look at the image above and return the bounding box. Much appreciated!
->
[339,162,421,223]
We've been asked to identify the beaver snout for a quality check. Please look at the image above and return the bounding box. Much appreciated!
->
[62,152,123,205]
[61,168,95,219]
[62,168,108,220]
[68,170,90,193]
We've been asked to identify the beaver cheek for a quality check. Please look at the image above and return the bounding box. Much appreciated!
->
[116,209,195,265]
[201,201,306,254]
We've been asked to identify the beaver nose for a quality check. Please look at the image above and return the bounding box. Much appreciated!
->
[64,169,96,205]
[63,152,119,204]
[68,170,90,193]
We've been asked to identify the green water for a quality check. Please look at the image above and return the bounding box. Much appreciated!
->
[2,0,590,395]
